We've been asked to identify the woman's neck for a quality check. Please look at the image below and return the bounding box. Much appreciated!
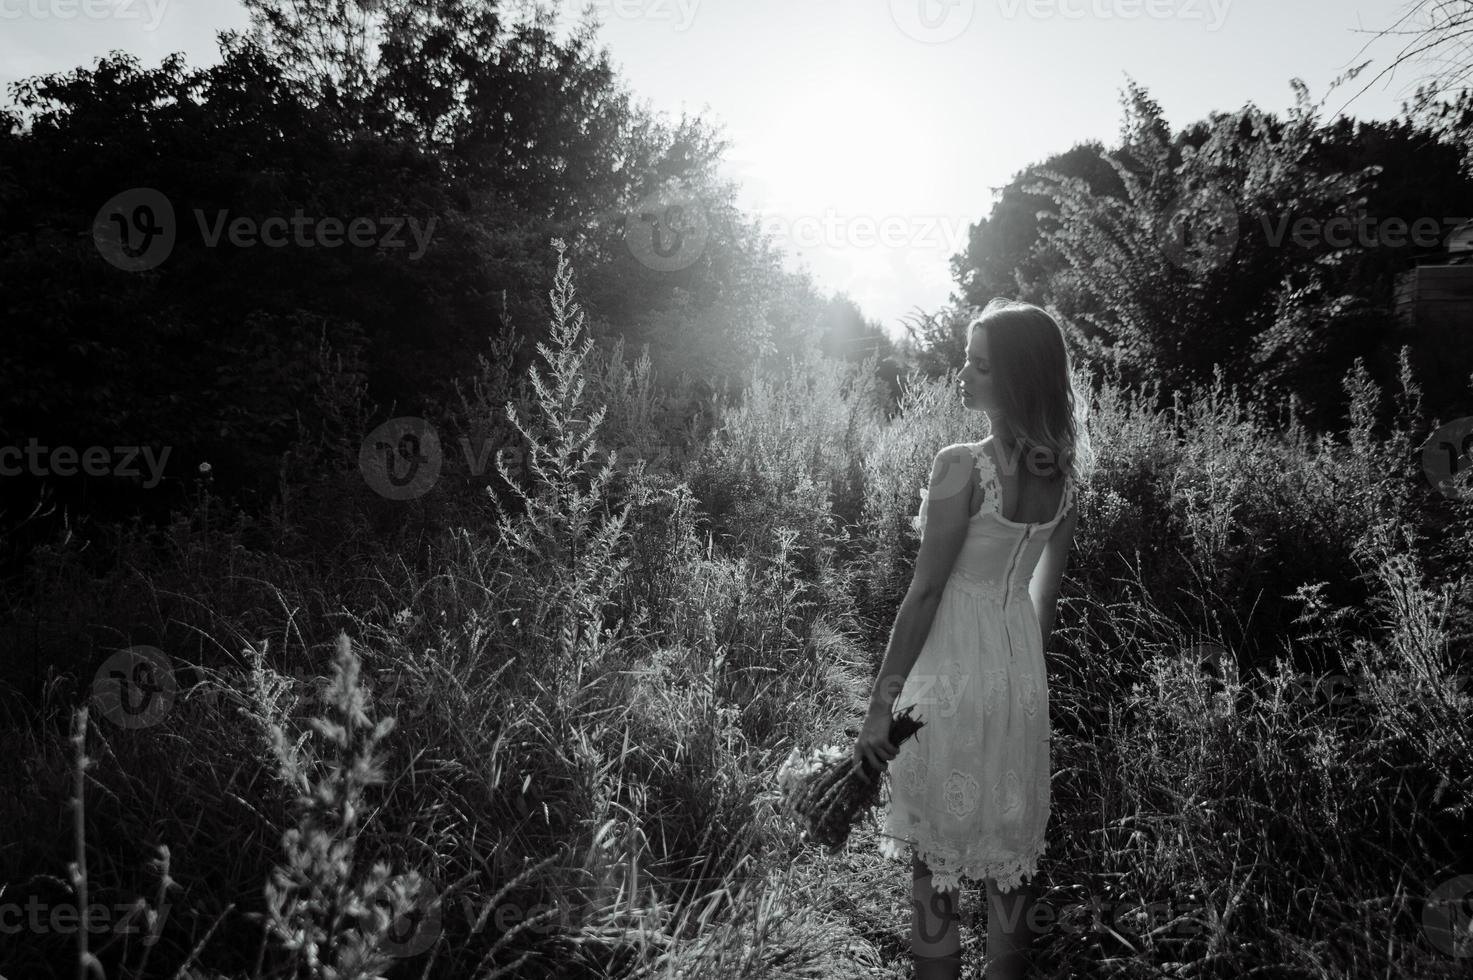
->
[987,414,1017,446]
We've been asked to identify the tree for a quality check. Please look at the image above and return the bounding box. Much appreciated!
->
[1344,1,1473,115]
[982,79,1399,423]
[1400,81,1473,175]
[0,0,845,554]
[949,142,1124,311]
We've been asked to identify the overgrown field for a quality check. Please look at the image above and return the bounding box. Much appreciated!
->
[2,248,1470,979]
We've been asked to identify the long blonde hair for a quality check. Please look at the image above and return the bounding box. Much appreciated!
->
[971,298,1094,485]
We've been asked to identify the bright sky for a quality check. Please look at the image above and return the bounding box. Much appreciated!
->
[0,0,1448,340]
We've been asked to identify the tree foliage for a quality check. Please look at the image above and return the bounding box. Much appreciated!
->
[0,0,831,536]
[948,75,1473,428]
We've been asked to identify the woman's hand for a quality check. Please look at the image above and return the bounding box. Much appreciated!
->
[852,705,899,783]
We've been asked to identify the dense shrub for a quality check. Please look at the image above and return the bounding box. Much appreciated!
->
[2,248,1469,979]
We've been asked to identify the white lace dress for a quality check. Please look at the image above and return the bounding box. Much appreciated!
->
[876,440,1076,894]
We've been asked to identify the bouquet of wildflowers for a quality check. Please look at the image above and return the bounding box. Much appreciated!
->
[775,705,926,852]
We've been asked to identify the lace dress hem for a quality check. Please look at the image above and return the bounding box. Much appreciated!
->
[875,817,1047,895]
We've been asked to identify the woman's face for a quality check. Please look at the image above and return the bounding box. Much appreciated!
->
[958,325,995,414]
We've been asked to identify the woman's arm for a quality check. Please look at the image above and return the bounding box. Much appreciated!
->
[1028,503,1078,649]
[865,445,973,716]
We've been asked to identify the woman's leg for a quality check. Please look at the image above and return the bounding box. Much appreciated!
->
[983,876,1040,980]
[911,852,963,980]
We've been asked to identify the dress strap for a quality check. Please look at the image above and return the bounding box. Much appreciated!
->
[974,439,1077,525]
[967,442,999,519]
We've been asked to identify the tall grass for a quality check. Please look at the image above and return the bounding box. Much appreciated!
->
[0,243,1469,979]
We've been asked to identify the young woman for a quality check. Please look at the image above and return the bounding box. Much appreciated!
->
[854,299,1091,980]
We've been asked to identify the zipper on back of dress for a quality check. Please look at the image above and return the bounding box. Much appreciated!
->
[1001,525,1031,660]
